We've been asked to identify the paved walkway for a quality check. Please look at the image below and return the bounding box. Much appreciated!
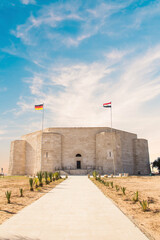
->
[0,176,148,240]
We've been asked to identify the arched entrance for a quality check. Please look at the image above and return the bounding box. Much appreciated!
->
[76,154,82,169]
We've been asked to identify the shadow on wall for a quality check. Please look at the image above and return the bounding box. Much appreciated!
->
[0,236,40,240]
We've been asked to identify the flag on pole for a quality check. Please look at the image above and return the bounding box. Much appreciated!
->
[103,102,111,108]
[35,104,43,110]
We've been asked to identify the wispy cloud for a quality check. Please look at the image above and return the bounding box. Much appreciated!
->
[11,44,159,163]
[15,45,160,130]
[105,49,132,60]
[129,1,160,29]
[20,0,36,5]
[11,1,134,47]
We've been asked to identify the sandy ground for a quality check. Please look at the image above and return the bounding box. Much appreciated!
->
[92,176,160,240]
[0,176,64,224]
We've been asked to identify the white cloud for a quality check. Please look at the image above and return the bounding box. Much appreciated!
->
[29,76,44,95]
[105,49,130,61]
[20,0,36,5]
[17,45,160,126]
[14,44,160,161]
[129,1,160,29]
[12,1,134,47]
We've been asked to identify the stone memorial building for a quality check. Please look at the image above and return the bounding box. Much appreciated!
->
[8,127,150,175]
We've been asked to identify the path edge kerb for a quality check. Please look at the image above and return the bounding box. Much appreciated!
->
[0,178,66,226]
[89,178,152,240]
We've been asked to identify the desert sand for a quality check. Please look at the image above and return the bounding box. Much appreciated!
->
[92,176,160,240]
[0,176,64,224]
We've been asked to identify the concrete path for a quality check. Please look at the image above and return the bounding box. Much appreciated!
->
[0,176,149,240]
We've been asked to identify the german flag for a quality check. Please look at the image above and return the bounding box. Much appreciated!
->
[35,104,43,110]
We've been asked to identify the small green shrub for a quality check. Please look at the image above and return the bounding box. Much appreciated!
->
[49,172,53,182]
[65,174,68,179]
[92,170,98,179]
[29,178,34,191]
[115,185,119,191]
[139,200,149,212]
[101,179,105,184]
[44,172,49,184]
[35,187,41,192]
[121,187,126,195]
[105,182,109,187]
[37,171,43,187]
[54,172,60,180]
[132,191,139,203]
[20,188,23,197]
[97,176,101,182]
[110,182,114,188]
[34,177,39,188]
[5,191,11,203]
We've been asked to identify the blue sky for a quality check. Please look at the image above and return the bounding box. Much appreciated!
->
[0,0,160,172]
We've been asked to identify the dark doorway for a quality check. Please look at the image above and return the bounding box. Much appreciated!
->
[77,161,81,169]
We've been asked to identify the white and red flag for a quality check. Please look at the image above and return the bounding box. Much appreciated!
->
[103,102,111,108]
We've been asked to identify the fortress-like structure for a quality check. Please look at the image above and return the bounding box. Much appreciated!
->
[8,127,150,175]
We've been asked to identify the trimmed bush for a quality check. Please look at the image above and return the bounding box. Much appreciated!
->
[110,182,114,188]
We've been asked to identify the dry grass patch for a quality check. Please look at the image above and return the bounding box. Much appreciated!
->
[91,176,160,240]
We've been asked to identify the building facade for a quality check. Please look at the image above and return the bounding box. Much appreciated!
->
[8,127,151,175]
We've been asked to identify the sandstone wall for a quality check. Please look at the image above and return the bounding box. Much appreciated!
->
[8,140,26,175]
[96,132,115,173]
[96,131,136,174]
[42,133,61,172]
[8,127,150,175]
[133,139,151,175]
[120,131,137,174]
[22,131,41,175]
[46,128,105,169]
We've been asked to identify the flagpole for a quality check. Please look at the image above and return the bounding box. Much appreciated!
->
[110,102,116,176]
[41,103,44,172]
